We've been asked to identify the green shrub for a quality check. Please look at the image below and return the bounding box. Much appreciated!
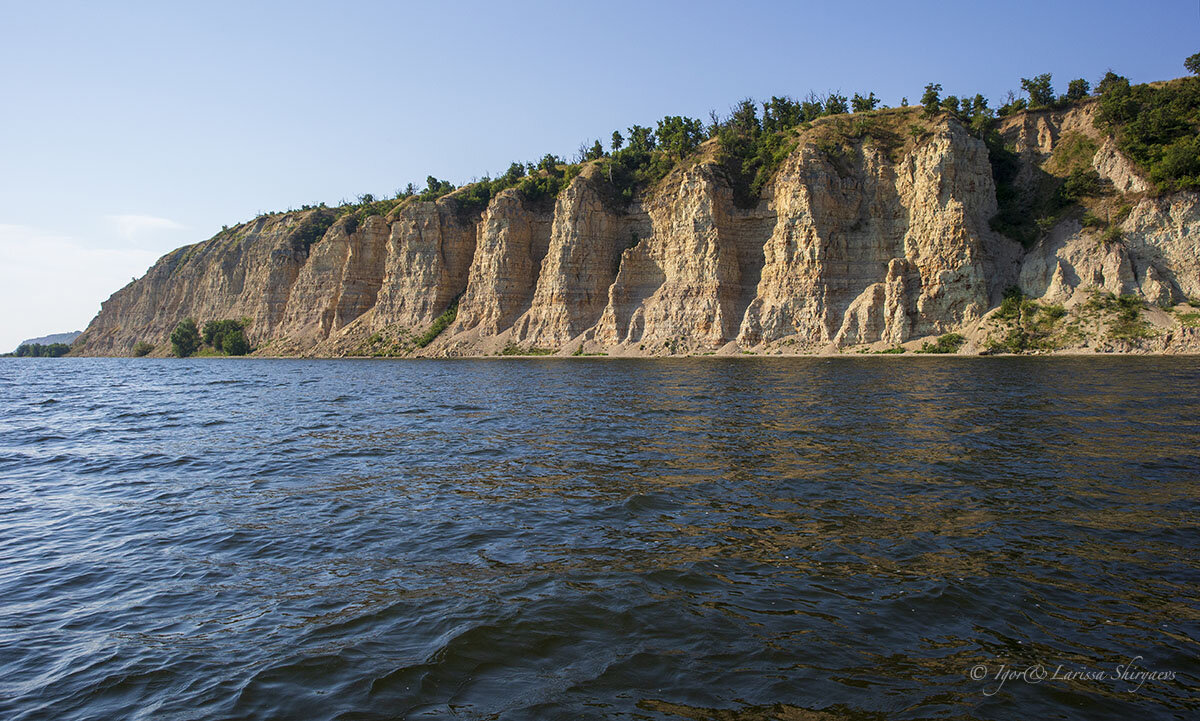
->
[1096,75,1200,193]
[221,329,249,356]
[987,289,1068,353]
[1100,226,1123,244]
[916,333,967,354]
[415,301,458,348]
[132,341,154,357]
[500,343,556,356]
[170,318,201,357]
[1084,291,1157,343]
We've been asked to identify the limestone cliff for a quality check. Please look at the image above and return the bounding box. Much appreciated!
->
[74,104,1200,358]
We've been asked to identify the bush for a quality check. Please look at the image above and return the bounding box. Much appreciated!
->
[202,319,246,350]
[916,333,967,354]
[1084,292,1156,343]
[170,318,201,357]
[132,341,154,357]
[221,329,249,356]
[1056,167,1105,204]
[414,301,458,348]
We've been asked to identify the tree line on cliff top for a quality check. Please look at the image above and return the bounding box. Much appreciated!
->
[245,55,1199,235]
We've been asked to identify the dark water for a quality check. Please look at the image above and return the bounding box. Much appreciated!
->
[1,357,1197,720]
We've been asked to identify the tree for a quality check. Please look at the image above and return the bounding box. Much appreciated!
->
[941,95,961,115]
[587,140,605,161]
[900,97,908,107]
[1096,71,1129,95]
[727,99,760,135]
[502,162,525,183]
[170,318,200,357]
[611,130,624,152]
[921,83,942,117]
[538,154,561,174]
[221,329,250,356]
[1066,78,1090,101]
[656,115,704,159]
[1020,74,1054,107]
[824,93,848,115]
[762,96,802,132]
[626,125,656,153]
[1186,53,1200,75]
[851,92,879,113]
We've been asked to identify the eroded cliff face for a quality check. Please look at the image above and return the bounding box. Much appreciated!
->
[75,107,1200,358]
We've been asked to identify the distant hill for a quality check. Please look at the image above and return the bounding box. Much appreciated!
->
[15,331,81,351]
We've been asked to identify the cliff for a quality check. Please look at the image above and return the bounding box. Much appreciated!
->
[74,102,1200,358]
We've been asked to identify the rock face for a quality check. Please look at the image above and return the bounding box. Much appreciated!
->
[371,197,476,329]
[74,107,1200,358]
[738,121,1009,350]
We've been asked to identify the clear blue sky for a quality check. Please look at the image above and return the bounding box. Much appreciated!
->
[1,0,1196,351]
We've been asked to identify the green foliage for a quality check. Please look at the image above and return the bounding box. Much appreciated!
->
[500,343,556,356]
[987,288,1068,353]
[132,341,154,357]
[418,175,456,201]
[1186,53,1200,76]
[715,99,805,208]
[601,119,688,205]
[1096,75,1200,193]
[921,83,941,117]
[292,208,336,252]
[876,346,907,354]
[170,318,201,357]
[415,301,458,348]
[1084,292,1156,343]
[1175,311,1200,327]
[13,343,71,357]
[1066,78,1091,101]
[824,93,848,116]
[202,319,245,349]
[1021,73,1055,108]
[221,329,249,356]
[851,92,879,113]
[761,96,805,131]
[916,333,967,354]
[1100,225,1123,244]
[1056,167,1106,204]
[655,115,704,160]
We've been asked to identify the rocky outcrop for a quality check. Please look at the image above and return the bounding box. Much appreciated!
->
[74,211,322,355]
[73,106,1200,358]
[450,190,552,338]
[739,120,1009,349]
[512,167,647,347]
[593,164,750,351]
[371,198,476,329]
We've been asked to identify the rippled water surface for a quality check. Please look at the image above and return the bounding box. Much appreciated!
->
[1,357,1197,720]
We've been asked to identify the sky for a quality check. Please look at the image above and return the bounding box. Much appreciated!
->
[1,0,1196,352]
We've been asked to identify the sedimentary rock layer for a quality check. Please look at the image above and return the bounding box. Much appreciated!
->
[74,106,1200,357]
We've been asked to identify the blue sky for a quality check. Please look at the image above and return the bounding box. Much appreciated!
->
[1,0,1196,351]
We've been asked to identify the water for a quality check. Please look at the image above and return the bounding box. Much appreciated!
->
[1,357,1197,720]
